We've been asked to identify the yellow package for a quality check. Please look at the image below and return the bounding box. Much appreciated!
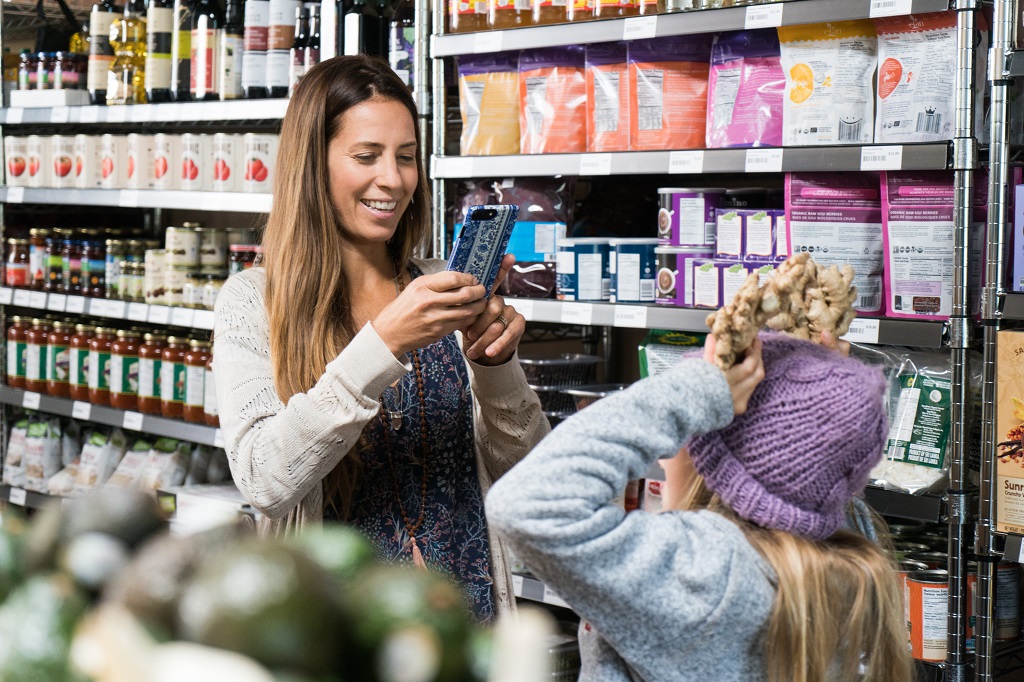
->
[458,54,521,156]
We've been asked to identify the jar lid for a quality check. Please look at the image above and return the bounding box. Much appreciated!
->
[7,238,28,245]
[30,318,49,326]
[143,332,167,342]
[116,329,139,338]
[106,239,126,247]
[29,228,50,237]
[74,324,96,332]
[9,316,24,323]
[145,248,167,256]
[51,321,70,330]
[189,339,212,348]
[166,336,189,345]
[126,239,145,247]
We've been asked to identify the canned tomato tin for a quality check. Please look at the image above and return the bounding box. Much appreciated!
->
[657,187,725,248]
[27,135,52,189]
[165,224,200,267]
[180,133,212,191]
[968,562,1022,643]
[655,246,713,307]
[5,136,29,187]
[608,238,658,303]
[144,249,167,304]
[212,133,242,193]
[153,133,180,190]
[99,134,127,190]
[50,135,75,189]
[73,135,101,189]
[897,559,929,646]
[125,134,155,190]
[907,569,949,662]
[556,237,610,302]
[243,133,278,193]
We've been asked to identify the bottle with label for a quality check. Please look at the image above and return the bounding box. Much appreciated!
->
[450,0,487,33]
[288,7,308,95]
[88,0,122,104]
[46,321,73,398]
[387,0,412,88]
[489,0,532,29]
[191,0,224,100]
[305,4,320,73]
[25,319,51,394]
[183,339,211,423]
[6,317,29,389]
[320,0,338,60]
[88,327,115,406]
[68,324,95,401]
[145,0,174,101]
[219,0,244,99]
[137,332,166,414]
[266,0,300,97]
[171,0,193,101]
[160,336,188,418]
[343,0,385,57]
[107,0,148,105]
[242,0,270,98]
[109,329,141,410]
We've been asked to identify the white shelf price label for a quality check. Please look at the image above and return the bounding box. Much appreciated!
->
[8,488,26,506]
[47,294,67,312]
[106,300,127,318]
[79,107,100,123]
[128,302,149,321]
[71,401,92,420]
[22,391,41,410]
[622,16,658,41]
[29,291,47,308]
[744,148,783,173]
[859,145,904,171]
[107,107,127,123]
[65,296,86,314]
[613,305,648,328]
[0,288,12,305]
[5,108,23,124]
[841,318,881,345]
[668,150,704,174]
[512,574,524,596]
[122,411,145,431]
[12,289,30,307]
[513,299,535,321]
[119,190,140,208]
[214,429,225,448]
[443,157,475,178]
[561,302,594,326]
[88,299,110,317]
[869,0,912,18]
[744,2,783,29]
[579,154,613,176]
[472,30,504,54]
[50,106,70,124]
[7,187,25,203]
[171,307,195,327]
[193,310,216,329]
[148,305,171,325]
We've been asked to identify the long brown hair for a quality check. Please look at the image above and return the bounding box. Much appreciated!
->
[676,476,912,682]
[262,55,432,517]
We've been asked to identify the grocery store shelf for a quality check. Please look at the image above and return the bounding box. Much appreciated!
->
[0,484,58,510]
[0,187,272,212]
[432,0,950,57]
[509,298,946,347]
[864,486,944,524]
[0,386,223,447]
[0,287,216,331]
[512,573,572,609]
[0,99,288,126]
[1005,534,1024,565]
[431,144,950,178]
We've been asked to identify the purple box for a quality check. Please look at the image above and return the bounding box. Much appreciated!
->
[655,246,714,306]
[690,258,751,309]
[658,187,726,248]
[773,210,789,261]
[715,208,781,261]
[1014,184,1024,292]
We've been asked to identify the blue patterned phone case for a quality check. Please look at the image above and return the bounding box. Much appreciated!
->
[446,204,520,298]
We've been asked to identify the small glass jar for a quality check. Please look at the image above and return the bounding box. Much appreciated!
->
[183,339,211,424]
[87,327,116,406]
[204,351,219,427]
[137,332,166,415]
[201,273,227,310]
[5,239,30,288]
[160,336,189,419]
[44,234,65,294]
[125,239,146,263]
[24,318,52,394]
[36,52,54,90]
[17,50,38,90]
[53,51,80,90]
[228,244,258,275]
[6,316,30,389]
[45,320,73,397]
[183,272,205,308]
[105,239,127,299]
[109,329,141,410]
[196,227,228,270]
[62,238,84,296]
[28,228,50,291]
[129,262,145,302]
[81,239,106,297]
[69,323,95,402]
[118,260,133,301]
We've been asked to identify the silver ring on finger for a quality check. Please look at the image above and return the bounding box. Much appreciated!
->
[497,314,510,330]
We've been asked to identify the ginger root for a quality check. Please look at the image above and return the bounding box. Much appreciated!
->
[706,253,859,369]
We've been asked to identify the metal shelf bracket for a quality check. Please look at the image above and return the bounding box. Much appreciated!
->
[951,138,978,170]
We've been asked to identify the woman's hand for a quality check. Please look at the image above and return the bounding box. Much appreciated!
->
[373,271,487,356]
[462,254,525,365]
[704,335,764,416]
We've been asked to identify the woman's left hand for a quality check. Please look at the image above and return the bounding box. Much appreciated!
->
[462,254,525,365]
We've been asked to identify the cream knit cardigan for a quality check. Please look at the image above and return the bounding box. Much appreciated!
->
[211,259,550,618]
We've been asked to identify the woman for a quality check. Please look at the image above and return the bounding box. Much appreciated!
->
[212,55,549,622]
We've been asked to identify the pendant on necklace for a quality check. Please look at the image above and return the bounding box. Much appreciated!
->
[388,411,402,431]
[411,537,427,570]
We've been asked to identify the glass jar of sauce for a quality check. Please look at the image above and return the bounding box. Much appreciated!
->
[109,329,141,410]
[566,0,593,21]
[160,336,189,419]
[53,51,81,90]
[62,238,84,295]
[202,273,227,310]
[88,327,116,406]
[183,339,211,424]
[36,52,54,90]
[105,239,127,299]
[44,233,66,294]
[46,320,73,397]
[489,0,533,29]
[81,239,106,297]
[69,323,95,402]
[137,332,166,415]
[228,244,258,275]
[17,50,38,90]
[5,239,30,288]
[183,272,205,308]
[24,318,52,394]
[29,228,50,290]
[6,316,29,389]
[204,351,219,427]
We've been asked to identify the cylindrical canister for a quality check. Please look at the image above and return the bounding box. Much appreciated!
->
[907,569,949,662]
[655,246,713,307]
[50,135,75,189]
[211,133,242,193]
[608,238,659,303]
[153,133,181,190]
[556,237,610,302]
[657,187,726,248]
[242,132,278,193]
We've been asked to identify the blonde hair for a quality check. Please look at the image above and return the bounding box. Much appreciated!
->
[676,476,911,682]
[262,56,432,518]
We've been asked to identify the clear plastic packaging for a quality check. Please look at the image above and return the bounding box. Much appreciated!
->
[457,52,521,156]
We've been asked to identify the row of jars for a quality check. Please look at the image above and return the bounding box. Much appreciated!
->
[6,316,218,428]
[158,223,257,272]
[17,51,85,92]
[448,0,779,33]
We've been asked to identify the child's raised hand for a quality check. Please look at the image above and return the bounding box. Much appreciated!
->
[704,335,764,416]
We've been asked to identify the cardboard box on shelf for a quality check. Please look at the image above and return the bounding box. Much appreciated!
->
[996,329,1024,535]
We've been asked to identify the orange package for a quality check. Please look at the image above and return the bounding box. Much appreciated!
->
[519,46,587,154]
[628,36,713,151]
[458,53,522,156]
[585,42,630,152]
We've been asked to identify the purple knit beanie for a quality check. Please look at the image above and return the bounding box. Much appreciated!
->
[687,333,888,540]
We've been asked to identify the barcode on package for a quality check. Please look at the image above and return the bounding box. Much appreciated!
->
[838,119,863,142]
[916,111,943,135]
[857,281,882,311]
[640,280,655,300]
[870,0,912,17]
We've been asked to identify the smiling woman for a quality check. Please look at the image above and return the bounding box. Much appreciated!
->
[211,55,549,623]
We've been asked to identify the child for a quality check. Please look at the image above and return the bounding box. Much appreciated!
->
[486,333,911,682]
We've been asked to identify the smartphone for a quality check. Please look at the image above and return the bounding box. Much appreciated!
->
[446,204,520,298]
